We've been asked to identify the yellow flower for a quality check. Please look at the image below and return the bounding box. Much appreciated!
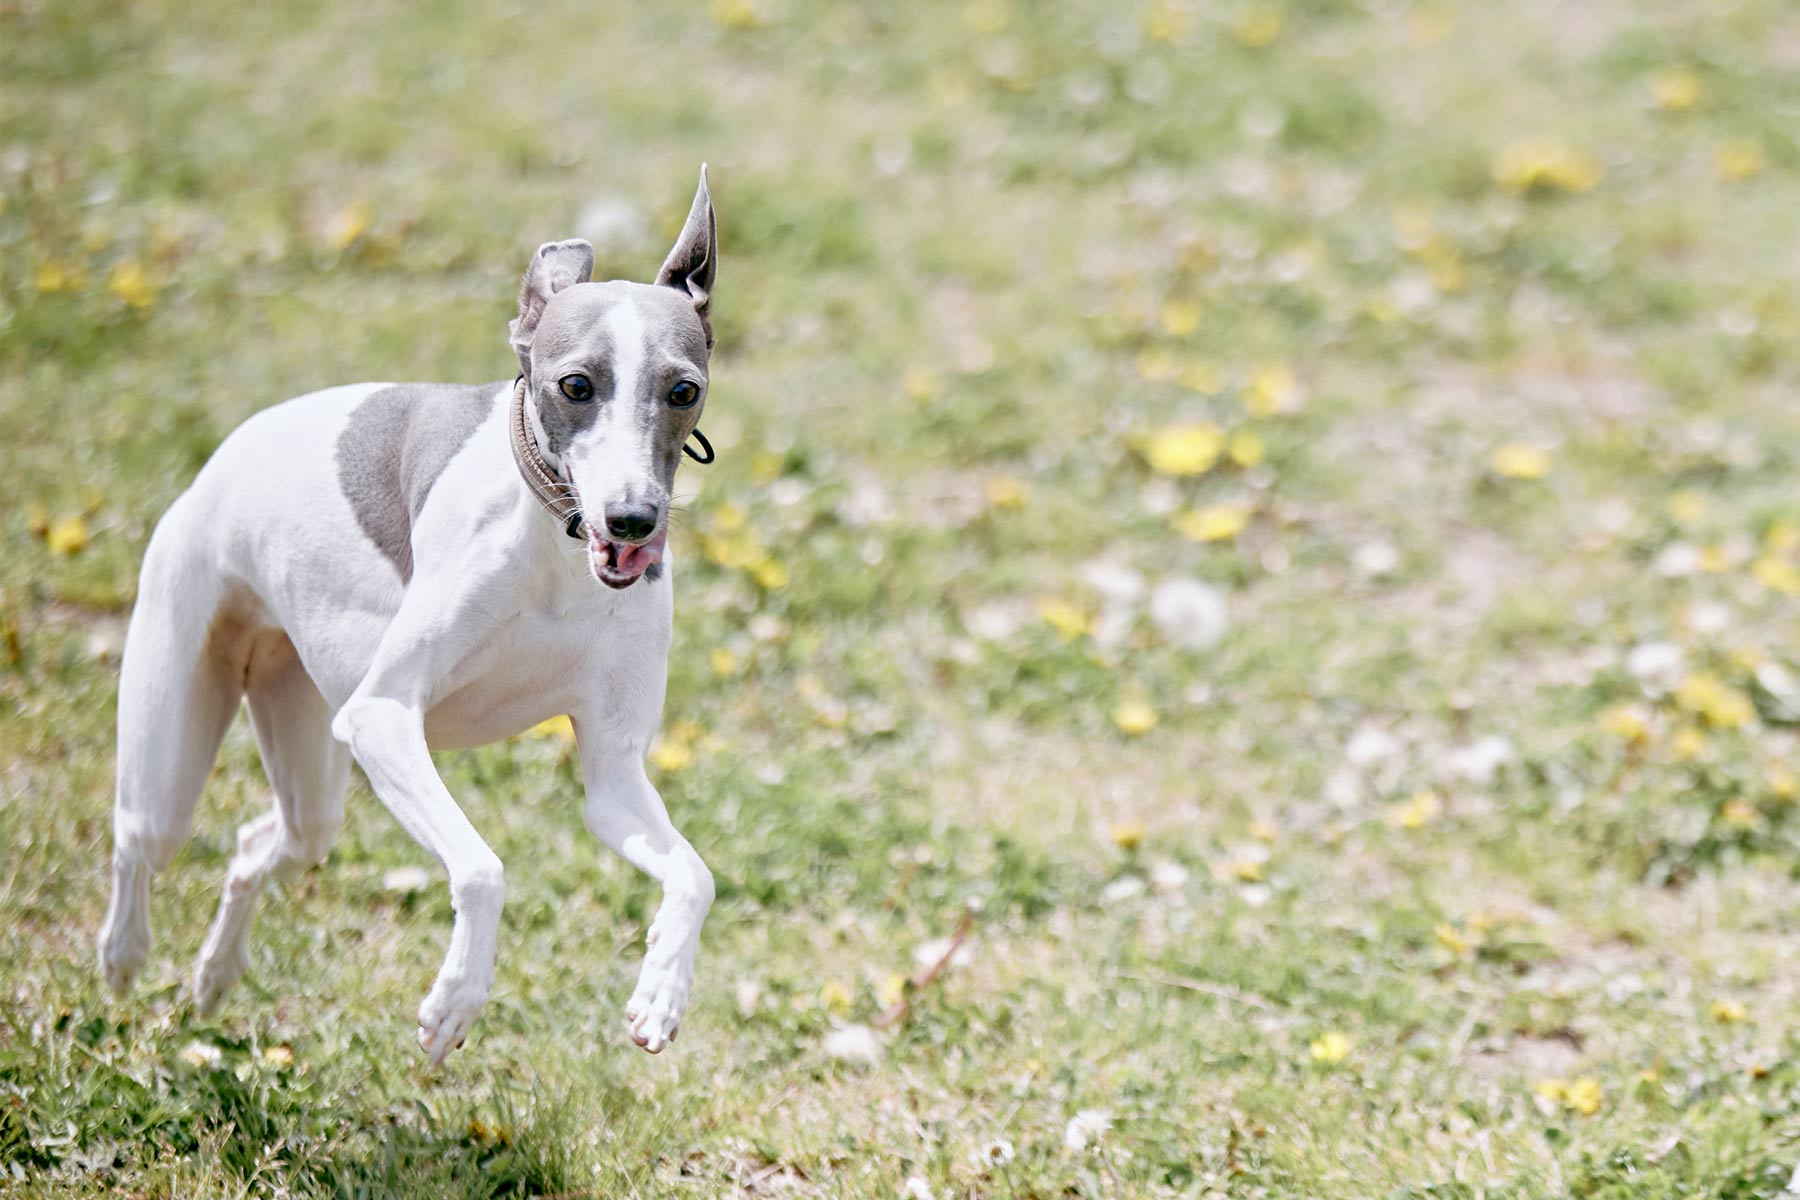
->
[1697,544,1730,574]
[1248,819,1279,842]
[1140,422,1224,476]
[46,516,90,556]
[712,502,748,533]
[1564,1077,1603,1116]
[1718,799,1762,831]
[107,259,156,309]
[749,556,789,590]
[1229,858,1264,882]
[1599,704,1649,747]
[1673,673,1754,729]
[524,714,575,742]
[1650,67,1702,111]
[1159,297,1202,336]
[1245,364,1297,417]
[1764,520,1799,554]
[902,365,941,402]
[647,738,694,773]
[1434,923,1474,959]
[1490,443,1552,479]
[324,202,372,251]
[820,980,854,1013]
[1386,791,1442,830]
[703,530,759,569]
[1038,598,1091,641]
[1714,139,1765,182]
[262,1044,296,1067]
[34,260,85,293]
[1136,348,1179,382]
[1751,556,1800,595]
[1179,360,1225,394]
[709,0,766,29]
[1492,138,1604,194]
[749,450,783,484]
[1233,5,1284,47]
[1710,999,1748,1024]
[1143,0,1195,44]
[876,972,907,1008]
[710,647,740,676]
[985,475,1029,509]
[1767,766,1797,803]
[1309,1031,1353,1065]
[1110,821,1144,850]
[1172,504,1249,542]
[1537,1076,1602,1116]
[1112,700,1158,736]
[1664,488,1707,524]
[1227,428,1266,468]
[1670,725,1710,761]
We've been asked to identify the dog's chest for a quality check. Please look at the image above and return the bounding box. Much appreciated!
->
[421,593,664,750]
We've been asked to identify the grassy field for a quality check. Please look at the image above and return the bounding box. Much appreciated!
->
[3,0,1799,1196]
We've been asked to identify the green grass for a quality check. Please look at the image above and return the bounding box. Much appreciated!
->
[3,0,1799,1196]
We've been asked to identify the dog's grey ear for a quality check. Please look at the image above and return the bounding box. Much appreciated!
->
[510,238,594,370]
[655,165,716,345]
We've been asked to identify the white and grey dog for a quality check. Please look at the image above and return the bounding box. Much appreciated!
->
[97,169,721,1063]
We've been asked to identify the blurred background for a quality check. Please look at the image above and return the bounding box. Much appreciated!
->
[2,1,1797,1196]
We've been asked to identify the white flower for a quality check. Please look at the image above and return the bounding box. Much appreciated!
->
[900,1177,936,1200]
[1345,725,1402,767]
[734,979,762,1018]
[911,937,974,971]
[178,1040,222,1068]
[1444,735,1515,786]
[1149,578,1229,649]
[1101,876,1147,905]
[1064,1108,1113,1153]
[1352,540,1399,578]
[975,1138,1016,1167]
[1149,861,1190,893]
[1626,641,1684,696]
[382,865,432,894]
[822,1024,881,1067]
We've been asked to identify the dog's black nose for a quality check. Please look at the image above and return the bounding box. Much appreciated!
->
[604,504,660,543]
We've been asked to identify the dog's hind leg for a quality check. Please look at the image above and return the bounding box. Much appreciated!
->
[193,637,348,1014]
[99,504,243,997]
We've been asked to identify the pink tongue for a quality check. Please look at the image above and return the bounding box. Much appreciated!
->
[612,528,667,576]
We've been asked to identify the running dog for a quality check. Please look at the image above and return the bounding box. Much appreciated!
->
[98,168,720,1063]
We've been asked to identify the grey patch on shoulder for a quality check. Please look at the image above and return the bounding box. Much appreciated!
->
[335,382,502,579]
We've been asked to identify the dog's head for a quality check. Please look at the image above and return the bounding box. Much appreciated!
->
[509,167,716,589]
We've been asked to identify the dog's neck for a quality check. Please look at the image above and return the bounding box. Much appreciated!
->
[508,376,587,541]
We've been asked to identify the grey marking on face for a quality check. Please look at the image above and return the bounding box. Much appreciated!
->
[526,287,618,456]
[525,281,711,507]
[334,382,501,579]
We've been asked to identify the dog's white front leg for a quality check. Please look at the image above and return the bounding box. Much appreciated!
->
[334,695,504,1065]
[579,738,714,1053]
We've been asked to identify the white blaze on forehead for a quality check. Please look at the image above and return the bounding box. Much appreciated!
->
[568,297,653,508]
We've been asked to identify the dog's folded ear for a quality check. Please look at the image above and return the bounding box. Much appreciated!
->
[510,239,595,373]
[656,165,716,348]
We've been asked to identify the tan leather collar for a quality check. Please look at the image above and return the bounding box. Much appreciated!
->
[508,376,587,539]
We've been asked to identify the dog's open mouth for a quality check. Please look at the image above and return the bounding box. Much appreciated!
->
[589,527,667,589]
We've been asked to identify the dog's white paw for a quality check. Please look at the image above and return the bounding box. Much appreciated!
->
[624,951,691,1054]
[192,942,248,1016]
[98,941,145,999]
[98,907,150,998]
[417,971,490,1067]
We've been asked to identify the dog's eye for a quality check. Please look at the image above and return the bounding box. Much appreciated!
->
[667,381,700,408]
[559,375,594,402]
